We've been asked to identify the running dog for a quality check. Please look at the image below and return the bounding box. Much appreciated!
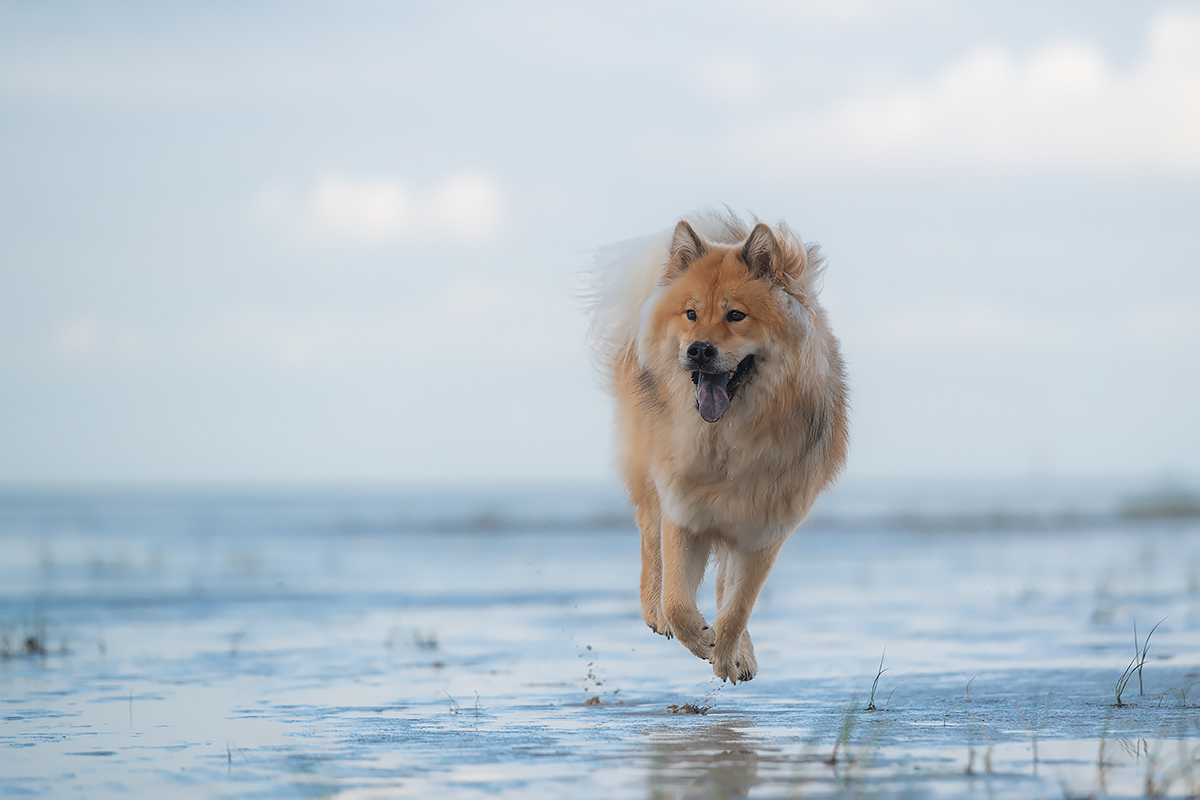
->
[588,212,849,683]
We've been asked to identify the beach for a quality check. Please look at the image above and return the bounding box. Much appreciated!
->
[2,485,1199,798]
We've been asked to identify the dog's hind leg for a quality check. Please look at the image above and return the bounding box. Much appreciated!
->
[660,519,716,660]
[635,496,669,637]
[711,541,783,683]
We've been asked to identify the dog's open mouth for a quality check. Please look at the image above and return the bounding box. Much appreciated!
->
[691,355,756,423]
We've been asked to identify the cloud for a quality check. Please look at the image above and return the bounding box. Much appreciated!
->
[193,282,584,372]
[250,172,503,247]
[53,317,149,360]
[427,175,505,240]
[50,282,581,375]
[309,176,417,244]
[848,297,1200,355]
[736,10,1200,174]
[698,53,769,105]
[750,0,942,27]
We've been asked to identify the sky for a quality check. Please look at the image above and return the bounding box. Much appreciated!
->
[1,0,1198,486]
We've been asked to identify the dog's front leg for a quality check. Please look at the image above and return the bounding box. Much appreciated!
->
[659,518,715,660]
[636,502,669,636]
[712,541,783,683]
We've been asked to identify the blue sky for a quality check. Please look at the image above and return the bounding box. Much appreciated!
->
[1,1,1198,485]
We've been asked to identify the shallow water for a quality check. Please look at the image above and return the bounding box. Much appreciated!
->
[2,491,1199,798]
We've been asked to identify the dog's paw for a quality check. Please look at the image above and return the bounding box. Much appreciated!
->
[712,630,757,684]
[734,630,757,682]
[680,624,717,661]
[666,614,716,661]
[646,617,672,639]
[643,604,671,639]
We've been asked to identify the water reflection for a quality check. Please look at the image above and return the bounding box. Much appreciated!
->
[644,718,760,800]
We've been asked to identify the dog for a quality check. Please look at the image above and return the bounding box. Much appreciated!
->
[588,212,849,683]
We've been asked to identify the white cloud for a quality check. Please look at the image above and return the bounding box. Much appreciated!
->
[750,0,942,27]
[848,297,1200,355]
[1117,299,1200,344]
[698,54,769,105]
[55,318,104,357]
[53,317,149,360]
[310,176,416,244]
[194,282,584,371]
[737,10,1200,174]
[428,174,504,241]
[250,172,503,247]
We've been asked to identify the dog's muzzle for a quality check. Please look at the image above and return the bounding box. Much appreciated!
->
[690,355,756,423]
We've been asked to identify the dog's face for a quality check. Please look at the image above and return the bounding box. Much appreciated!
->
[639,221,807,423]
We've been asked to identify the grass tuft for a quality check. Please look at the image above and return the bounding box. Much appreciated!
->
[1114,618,1164,707]
[1158,682,1200,709]
[1136,618,1164,696]
[867,649,887,711]
[2,620,50,660]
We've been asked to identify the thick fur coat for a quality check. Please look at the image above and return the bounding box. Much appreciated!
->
[588,213,849,683]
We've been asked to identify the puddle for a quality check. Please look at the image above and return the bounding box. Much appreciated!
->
[1,492,1199,798]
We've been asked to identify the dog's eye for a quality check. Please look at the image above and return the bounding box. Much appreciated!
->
[686,309,697,321]
[726,310,746,322]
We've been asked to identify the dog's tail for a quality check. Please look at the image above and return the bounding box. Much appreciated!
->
[583,230,671,383]
[583,210,754,384]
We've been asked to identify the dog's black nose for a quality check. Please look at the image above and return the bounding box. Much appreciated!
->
[686,341,718,367]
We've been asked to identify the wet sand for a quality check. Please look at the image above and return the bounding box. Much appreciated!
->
[2,493,1199,798]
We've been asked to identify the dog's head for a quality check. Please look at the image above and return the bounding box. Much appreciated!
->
[638,219,815,423]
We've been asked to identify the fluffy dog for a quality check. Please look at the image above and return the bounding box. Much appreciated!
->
[588,213,849,683]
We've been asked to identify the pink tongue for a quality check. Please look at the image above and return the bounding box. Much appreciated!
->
[696,372,731,423]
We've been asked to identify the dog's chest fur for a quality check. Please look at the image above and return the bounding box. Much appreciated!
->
[653,387,825,551]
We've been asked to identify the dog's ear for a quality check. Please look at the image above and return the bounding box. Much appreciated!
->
[669,220,707,272]
[742,223,781,281]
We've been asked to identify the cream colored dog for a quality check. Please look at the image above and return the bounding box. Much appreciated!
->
[589,213,848,683]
